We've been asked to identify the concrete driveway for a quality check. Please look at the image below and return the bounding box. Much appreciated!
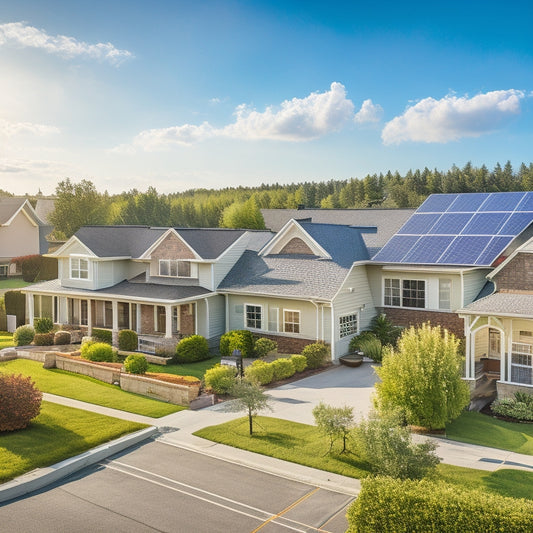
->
[251,362,379,426]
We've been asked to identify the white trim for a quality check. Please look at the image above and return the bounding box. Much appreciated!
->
[244,302,264,331]
[283,308,301,334]
[69,256,90,280]
[49,236,97,258]
[139,228,201,260]
[383,276,426,309]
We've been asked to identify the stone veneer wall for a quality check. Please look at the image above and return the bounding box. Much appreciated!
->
[151,232,195,261]
[377,307,465,338]
[497,381,533,399]
[120,374,200,405]
[493,254,533,292]
[279,237,314,255]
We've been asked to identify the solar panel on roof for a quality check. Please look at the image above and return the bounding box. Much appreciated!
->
[373,192,533,266]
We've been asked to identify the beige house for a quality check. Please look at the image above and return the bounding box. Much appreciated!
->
[0,198,51,277]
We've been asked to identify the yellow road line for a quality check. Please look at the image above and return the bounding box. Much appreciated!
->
[250,487,321,533]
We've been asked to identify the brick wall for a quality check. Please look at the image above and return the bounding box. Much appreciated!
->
[141,304,155,334]
[493,254,533,292]
[378,307,465,338]
[256,332,325,354]
[151,233,195,260]
[279,237,314,255]
[180,303,195,335]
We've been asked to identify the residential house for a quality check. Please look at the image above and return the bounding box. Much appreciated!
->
[0,197,51,277]
[368,191,533,397]
[25,225,272,353]
[218,220,377,359]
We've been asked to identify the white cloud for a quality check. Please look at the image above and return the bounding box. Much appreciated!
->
[0,22,133,65]
[120,82,355,151]
[381,89,525,145]
[0,117,59,137]
[354,99,383,124]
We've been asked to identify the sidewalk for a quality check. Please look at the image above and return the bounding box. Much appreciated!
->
[3,372,533,503]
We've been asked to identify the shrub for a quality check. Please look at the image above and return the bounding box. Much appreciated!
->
[301,342,329,369]
[81,341,116,362]
[4,290,26,327]
[491,392,533,422]
[54,330,71,345]
[92,328,112,344]
[348,330,377,352]
[204,364,237,394]
[118,329,138,351]
[33,332,54,346]
[0,373,42,431]
[370,313,402,347]
[346,477,533,533]
[13,325,35,346]
[254,337,277,358]
[34,317,54,334]
[245,359,274,385]
[351,410,440,480]
[124,354,148,374]
[220,330,255,358]
[375,323,470,430]
[175,335,210,363]
[270,358,295,381]
[349,331,384,361]
[290,354,307,372]
[18,254,41,282]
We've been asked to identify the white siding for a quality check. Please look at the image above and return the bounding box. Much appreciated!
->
[332,265,376,358]
[212,234,250,289]
[462,269,491,306]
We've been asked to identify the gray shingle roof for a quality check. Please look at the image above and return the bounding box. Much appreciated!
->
[0,198,42,225]
[261,208,414,256]
[460,292,533,318]
[73,226,249,259]
[218,251,351,300]
[25,278,212,302]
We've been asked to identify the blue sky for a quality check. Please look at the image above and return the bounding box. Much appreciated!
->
[0,1,532,195]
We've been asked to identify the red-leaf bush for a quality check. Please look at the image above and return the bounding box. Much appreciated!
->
[0,373,43,431]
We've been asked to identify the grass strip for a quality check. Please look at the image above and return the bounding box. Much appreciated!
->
[0,359,185,418]
[147,355,221,380]
[446,411,533,455]
[0,332,14,350]
[0,401,148,483]
[195,416,533,500]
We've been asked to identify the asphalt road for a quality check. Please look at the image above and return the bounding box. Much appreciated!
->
[0,440,354,533]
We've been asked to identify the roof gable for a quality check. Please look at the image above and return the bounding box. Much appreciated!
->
[0,198,43,227]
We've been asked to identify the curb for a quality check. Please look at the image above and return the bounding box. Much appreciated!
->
[0,426,158,504]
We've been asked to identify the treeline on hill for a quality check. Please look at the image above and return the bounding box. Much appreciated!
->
[19,160,533,238]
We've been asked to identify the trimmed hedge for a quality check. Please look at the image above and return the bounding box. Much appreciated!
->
[80,341,116,362]
[254,337,277,358]
[175,335,210,363]
[13,325,35,346]
[301,342,329,369]
[0,373,42,431]
[54,330,71,345]
[124,354,148,374]
[347,477,533,533]
[245,359,275,385]
[220,330,255,358]
[33,332,55,346]
[290,354,307,372]
[204,364,237,394]
[118,329,138,351]
[4,290,26,327]
[92,328,112,344]
[270,358,295,381]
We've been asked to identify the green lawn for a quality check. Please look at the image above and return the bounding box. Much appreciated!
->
[147,355,221,380]
[0,401,147,483]
[0,331,14,349]
[195,416,533,500]
[446,411,533,455]
[0,359,186,417]
[0,278,31,291]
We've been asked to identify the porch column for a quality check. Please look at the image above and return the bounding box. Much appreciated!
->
[26,293,34,326]
[330,306,336,360]
[87,299,92,336]
[204,298,210,339]
[136,304,142,334]
[464,316,471,379]
[112,300,118,332]
[165,304,172,338]
[59,297,68,324]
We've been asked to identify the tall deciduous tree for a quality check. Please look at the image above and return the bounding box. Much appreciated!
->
[375,323,470,430]
[49,179,108,238]
[219,198,265,229]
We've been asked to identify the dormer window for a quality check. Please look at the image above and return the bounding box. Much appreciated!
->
[159,259,192,278]
[70,257,89,280]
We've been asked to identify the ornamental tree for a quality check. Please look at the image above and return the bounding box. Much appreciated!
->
[374,323,470,430]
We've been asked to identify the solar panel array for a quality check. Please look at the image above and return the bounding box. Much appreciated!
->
[373,192,533,266]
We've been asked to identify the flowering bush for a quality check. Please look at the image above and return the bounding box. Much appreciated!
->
[0,373,42,431]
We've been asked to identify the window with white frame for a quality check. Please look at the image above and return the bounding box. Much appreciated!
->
[70,257,89,279]
[245,304,262,329]
[439,279,451,310]
[384,278,425,309]
[339,313,358,338]
[283,310,300,333]
[0,264,7,278]
[159,259,192,278]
